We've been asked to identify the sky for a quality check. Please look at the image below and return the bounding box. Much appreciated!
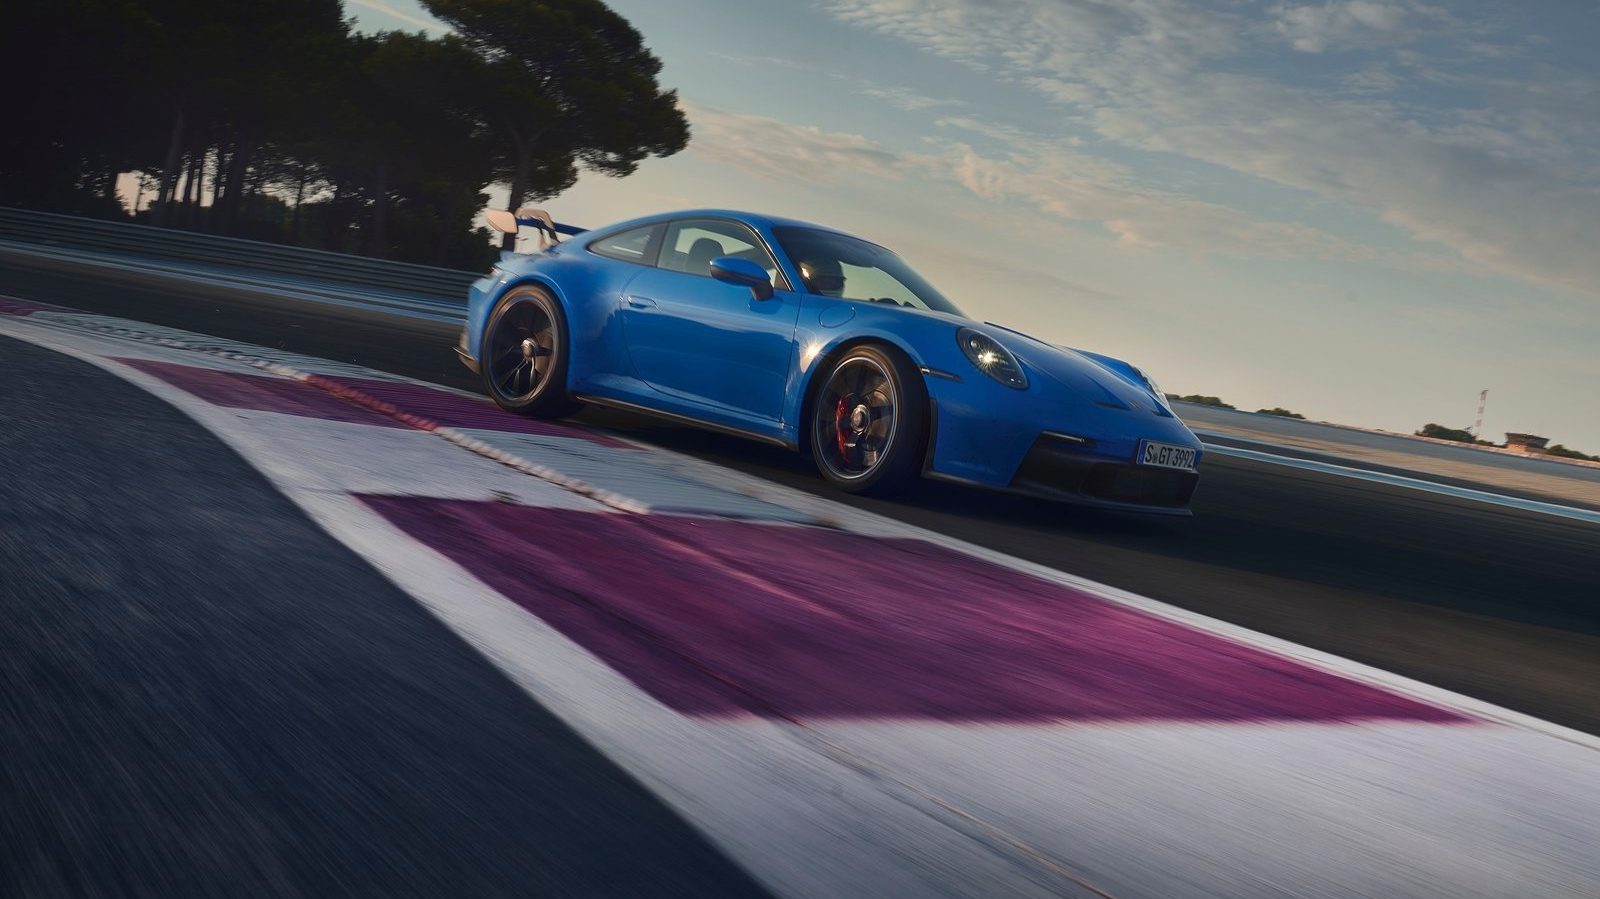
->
[348,0,1600,451]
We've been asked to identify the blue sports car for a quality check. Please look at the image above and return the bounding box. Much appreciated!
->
[457,208,1202,513]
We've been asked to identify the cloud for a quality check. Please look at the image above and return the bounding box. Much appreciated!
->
[680,101,907,183]
[1270,1,1432,54]
[1028,78,1098,106]
[856,85,963,111]
[936,140,1384,259]
[824,0,1600,295]
[712,53,962,112]
[682,94,1354,260]
[930,116,1062,155]
[1341,63,1402,94]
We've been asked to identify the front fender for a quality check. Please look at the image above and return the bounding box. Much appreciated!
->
[783,299,959,439]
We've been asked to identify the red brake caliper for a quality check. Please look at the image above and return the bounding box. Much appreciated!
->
[834,394,852,463]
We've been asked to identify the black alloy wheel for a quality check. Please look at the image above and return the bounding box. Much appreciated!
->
[481,285,581,418]
[810,344,927,495]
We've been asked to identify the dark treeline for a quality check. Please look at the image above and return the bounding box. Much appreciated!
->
[1,0,689,270]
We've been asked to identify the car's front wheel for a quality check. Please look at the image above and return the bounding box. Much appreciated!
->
[480,285,582,418]
[810,345,927,495]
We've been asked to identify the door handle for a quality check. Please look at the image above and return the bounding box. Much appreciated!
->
[625,295,657,309]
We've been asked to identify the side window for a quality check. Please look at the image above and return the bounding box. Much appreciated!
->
[587,225,661,265]
[658,219,786,287]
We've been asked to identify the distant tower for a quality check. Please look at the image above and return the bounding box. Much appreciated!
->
[1504,432,1549,454]
[1473,389,1488,438]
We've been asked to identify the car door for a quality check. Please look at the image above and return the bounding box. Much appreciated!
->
[618,218,801,423]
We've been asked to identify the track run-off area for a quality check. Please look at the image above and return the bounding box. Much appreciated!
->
[4,261,1600,898]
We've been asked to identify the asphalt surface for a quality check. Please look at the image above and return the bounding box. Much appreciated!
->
[4,260,1600,741]
[0,334,769,898]
[1198,432,1600,515]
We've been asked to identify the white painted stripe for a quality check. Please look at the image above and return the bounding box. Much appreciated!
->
[1205,442,1600,526]
[820,720,1600,899]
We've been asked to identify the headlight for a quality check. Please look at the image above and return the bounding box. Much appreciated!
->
[957,328,1027,389]
[1133,366,1173,411]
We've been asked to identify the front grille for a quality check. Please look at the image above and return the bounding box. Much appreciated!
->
[1011,436,1095,495]
[1081,463,1197,507]
[1011,434,1198,509]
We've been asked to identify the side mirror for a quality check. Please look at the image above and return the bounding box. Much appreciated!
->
[709,256,774,301]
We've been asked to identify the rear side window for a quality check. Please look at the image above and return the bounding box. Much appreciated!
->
[588,225,661,265]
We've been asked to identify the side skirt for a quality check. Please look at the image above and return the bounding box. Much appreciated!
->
[573,393,797,450]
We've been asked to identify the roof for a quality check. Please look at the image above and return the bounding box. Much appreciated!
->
[586,208,877,246]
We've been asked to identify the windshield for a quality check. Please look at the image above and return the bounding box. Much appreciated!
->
[773,227,966,317]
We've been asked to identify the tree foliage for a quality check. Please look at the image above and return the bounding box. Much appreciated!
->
[1,0,686,267]
[1414,423,1493,445]
[420,0,689,248]
[1545,444,1600,462]
[1255,407,1305,419]
[1169,394,1235,410]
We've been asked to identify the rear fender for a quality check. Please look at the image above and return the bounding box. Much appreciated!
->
[469,274,577,381]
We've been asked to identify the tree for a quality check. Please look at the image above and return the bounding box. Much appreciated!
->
[203,0,350,233]
[421,0,690,249]
[1414,423,1492,445]
[1546,444,1600,462]
[1170,394,1235,410]
[1256,407,1305,419]
[1,0,156,214]
[316,31,495,259]
[97,0,349,227]
[366,33,499,267]
[3,0,616,269]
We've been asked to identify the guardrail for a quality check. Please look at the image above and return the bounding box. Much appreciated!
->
[0,206,481,300]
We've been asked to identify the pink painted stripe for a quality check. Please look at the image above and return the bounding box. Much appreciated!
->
[363,497,1466,724]
[322,376,633,447]
[0,296,63,316]
[117,357,401,428]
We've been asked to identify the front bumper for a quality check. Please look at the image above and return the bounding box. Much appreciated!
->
[921,375,1203,514]
[1008,433,1199,514]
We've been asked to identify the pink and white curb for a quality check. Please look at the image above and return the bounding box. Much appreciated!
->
[4,298,1599,898]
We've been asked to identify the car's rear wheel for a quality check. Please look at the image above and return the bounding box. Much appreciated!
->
[481,285,581,418]
[810,345,927,495]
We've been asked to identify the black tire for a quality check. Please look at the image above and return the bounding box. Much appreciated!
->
[480,285,583,418]
[809,344,928,495]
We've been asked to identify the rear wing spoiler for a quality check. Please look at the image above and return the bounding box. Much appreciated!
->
[484,207,588,250]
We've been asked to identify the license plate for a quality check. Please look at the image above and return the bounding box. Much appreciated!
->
[1137,440,1196,471]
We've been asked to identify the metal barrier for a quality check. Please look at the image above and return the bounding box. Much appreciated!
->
[0,206,480,300]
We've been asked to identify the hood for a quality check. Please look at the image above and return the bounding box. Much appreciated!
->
[977,323,1172,417]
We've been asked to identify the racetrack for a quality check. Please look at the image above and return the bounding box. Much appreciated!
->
[7,256,1600,897]
[9,254,1600,735]
[0,335,769,897]
[5,259,1597,737]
